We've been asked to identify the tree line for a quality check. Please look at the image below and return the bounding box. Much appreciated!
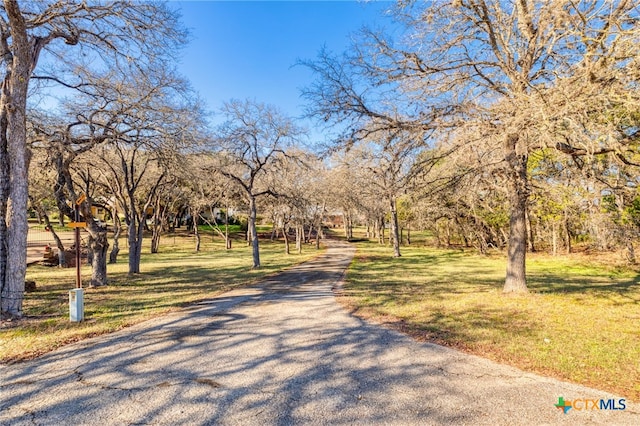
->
[301,0,640,294]
[2,0,640,319]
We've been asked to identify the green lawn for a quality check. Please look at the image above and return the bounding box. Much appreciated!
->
[342,241,640,401]
[1,234,322,363]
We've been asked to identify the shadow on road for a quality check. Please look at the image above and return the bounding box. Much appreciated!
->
[1,240,637,425]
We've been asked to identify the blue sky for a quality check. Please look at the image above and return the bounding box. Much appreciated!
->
[172,1,394,142]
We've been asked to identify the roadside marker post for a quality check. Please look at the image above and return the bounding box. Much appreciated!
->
[70,194,86,322]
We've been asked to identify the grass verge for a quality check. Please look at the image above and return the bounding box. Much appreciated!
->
[1,235,323,363]
[340,241,640,401]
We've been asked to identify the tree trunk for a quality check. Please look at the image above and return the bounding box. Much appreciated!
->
[58,209,65,227]
[248,196,260,268]
[43,213,66,267]
[188,207,200,252]
[0,94,9,317]
[87,240,94,267]
[128,212,143,274]
[283,226,290,255]
[343,211,349,239]
[151,231,161,253]
[150,200,164,254]
[625,239,636,264]
[32,204,66,266]
[461,230,470,248]
[270,222,277,241]
[128,220,139,273]
[373,219,378,241]
[347,213,353,240]
[389,197,401,257]
[503,135,529,294]
[225,205,231,250]
[109,213,121,264]
[563,210,571,254]
[126,177,158,274]
[0,4,31,317]
[87,223,108,287]
[526,208,536,252]
[194,215,201,252]
[306,223,313,243]
[296,225,302,254]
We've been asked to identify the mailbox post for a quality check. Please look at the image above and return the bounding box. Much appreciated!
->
[69,288,84,322]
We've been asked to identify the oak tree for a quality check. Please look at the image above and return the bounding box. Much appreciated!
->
[212,99,302,268]
[0,0,185,317]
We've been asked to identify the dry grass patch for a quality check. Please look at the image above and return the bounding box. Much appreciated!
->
[341,242,640,401]
[1,235,323,363]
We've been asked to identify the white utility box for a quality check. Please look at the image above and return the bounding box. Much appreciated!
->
[69,288,84,322]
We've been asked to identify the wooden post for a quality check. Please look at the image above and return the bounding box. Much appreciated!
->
[75,204,81,289]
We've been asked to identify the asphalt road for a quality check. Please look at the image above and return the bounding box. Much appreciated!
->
[1,240,638,425]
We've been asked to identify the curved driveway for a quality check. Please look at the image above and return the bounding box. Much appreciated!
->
[1,241,638,425]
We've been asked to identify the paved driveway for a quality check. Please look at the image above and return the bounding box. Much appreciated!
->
[1,241,637,425]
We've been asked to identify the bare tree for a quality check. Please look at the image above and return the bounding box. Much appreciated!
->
[88,65,201,274]
[183,156,238,252]
[303,0,640,293]
[266,149,325,254]
[0,0,185,317]
[28,149,67,265]
[323,159,368,241]
[28,108,114,286]
[213,99,303,268]
[346,125,432,257]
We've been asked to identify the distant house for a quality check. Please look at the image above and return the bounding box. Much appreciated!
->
[325,214,343,228]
